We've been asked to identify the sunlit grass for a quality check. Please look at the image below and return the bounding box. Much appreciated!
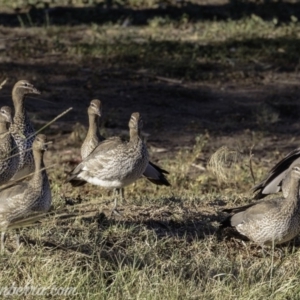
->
[3,13,300,81]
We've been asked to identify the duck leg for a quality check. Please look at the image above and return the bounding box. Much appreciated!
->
[111,188,124,216]
[1,232,5,253]
[119,188,125,203]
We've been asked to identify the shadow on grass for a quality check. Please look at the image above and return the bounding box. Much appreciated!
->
[1,1,300,27]
[5,34,300,78]
[20,208,300,265]
[1,34,300,138]
[21,208,219,256]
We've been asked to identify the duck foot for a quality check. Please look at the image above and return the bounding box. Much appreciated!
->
[110,196,124,217]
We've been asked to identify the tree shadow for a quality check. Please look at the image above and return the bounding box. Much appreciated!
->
[1,1,300,27]
[21,207,220,256]
[1,33,300,141]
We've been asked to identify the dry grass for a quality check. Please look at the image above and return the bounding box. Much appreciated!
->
[0,79,7,90]
[207,146,242,184]
[1,134,299,299]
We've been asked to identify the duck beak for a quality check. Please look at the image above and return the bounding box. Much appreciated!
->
[31,86,41,95]
[43,141,53,151]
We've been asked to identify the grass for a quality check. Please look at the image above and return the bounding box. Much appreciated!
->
[0,134,294,299]
[1,0,300,299]
[4,11,300,81]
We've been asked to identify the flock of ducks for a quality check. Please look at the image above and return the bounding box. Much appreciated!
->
[0,80,170,251]
[1,79,300,252]
[67,99,170,212]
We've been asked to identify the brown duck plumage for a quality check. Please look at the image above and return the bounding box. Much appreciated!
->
[81,100,170,186]
[221,165,300,246]
[0,106,19,185]
[0,134,51,251]
[9,80,41,180]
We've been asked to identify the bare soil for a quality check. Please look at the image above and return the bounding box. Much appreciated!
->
[1,57,300,161]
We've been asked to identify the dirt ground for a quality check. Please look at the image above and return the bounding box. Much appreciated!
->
[1,56,300,163]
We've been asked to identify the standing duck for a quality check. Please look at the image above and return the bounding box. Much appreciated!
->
[81,99,104,160]
[0,134,51,251]
[80,100,170,201]
[9,80,40,180]
[67,112,149,210]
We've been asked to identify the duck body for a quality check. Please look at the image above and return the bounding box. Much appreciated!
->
[222,165,300,246]
[80,100,170,188]
[70,135,149,189]
[0,106,19,185]
[0,134,51,230]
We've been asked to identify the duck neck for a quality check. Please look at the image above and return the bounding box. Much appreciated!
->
[87,114,100,140]
[286,176,300,208]
[32,150,45,183]
[0,122,7,134]
[12,90,26,121]
[129,128,140,143]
